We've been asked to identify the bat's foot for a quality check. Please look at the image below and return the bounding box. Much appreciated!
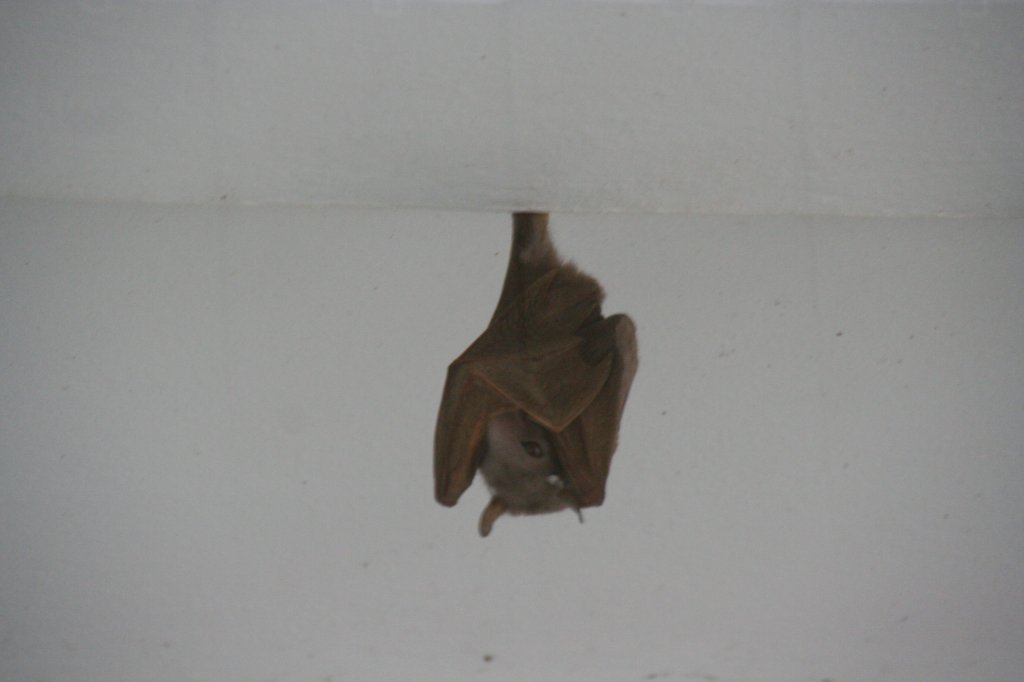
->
[478,496,508,538]
[573,507,584,525]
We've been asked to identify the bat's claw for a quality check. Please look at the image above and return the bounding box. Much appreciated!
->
[555,487,584,524]
[479,496,507,538]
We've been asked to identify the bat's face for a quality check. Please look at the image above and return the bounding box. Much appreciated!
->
[485,411,556,474]
[478,411,574,515]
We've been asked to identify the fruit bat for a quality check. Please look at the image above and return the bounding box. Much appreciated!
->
[434,212,638,536]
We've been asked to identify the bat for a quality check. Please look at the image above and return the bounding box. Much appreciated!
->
[434,212,638,536]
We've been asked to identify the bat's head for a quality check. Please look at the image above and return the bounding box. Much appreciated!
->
[483,410,557,476]
[476,410,577,535]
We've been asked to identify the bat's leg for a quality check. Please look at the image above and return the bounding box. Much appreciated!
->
[511,213,556,270]
[490,213,561,323]
[579,313,637,367]
[478,495,508,537]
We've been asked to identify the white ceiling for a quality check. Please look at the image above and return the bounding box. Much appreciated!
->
[1,0,1022,216]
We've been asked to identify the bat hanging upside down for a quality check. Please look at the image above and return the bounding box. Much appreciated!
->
[434,212,638,536]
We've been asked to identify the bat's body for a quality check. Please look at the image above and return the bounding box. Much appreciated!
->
[434,213,638,536]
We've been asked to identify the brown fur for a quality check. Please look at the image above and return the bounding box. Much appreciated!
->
[434,213,638,536]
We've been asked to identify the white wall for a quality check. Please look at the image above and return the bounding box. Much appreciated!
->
[3,203,1023,682]
[1,2,1023,682]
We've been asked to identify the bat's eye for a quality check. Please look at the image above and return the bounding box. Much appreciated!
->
[520,440,544,458]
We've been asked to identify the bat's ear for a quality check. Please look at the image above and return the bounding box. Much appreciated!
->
[478,496,507,537]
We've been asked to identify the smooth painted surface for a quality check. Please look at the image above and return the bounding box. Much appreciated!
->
[2,200,1022,681]
[3,1,1022,679]
[1,0,1022,216]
